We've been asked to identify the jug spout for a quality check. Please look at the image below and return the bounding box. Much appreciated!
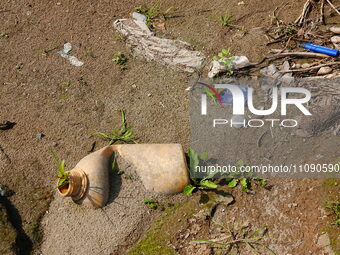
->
[58,168,88,201]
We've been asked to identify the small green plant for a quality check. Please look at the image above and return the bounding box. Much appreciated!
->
[195,221,276,255]
[212,48,235,76]
[0,32,9,38]
[114,32,123,41]
[183,149,217,196]
[143,199,172,210]
[144,199,161,209]
[325,201,340,226]
[51,150,70,190]
[219,12,233,27]
[112,52,127,65]
[91,110,137,144]
[225,160,266,193]
[111,152,124,175]
[136,4,161,28]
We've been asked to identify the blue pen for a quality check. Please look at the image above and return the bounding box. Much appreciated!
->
[300,42,339,57]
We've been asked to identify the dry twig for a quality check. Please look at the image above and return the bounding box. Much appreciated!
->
[295,0,313,25]
[280,62,340,73]
[326,0,340,16]
[319,0,325,24]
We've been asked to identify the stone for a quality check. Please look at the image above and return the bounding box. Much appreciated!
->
[215,193,234,205]
[331,36,340,44]
[317,66,332,75]
[317,233,330,247]
[0,185,14,197]
[330,26,340,34]
[36,133,45,140]
[330,36,340,50]
[260,64,278,77]
[301,63,311,69]
[281,61,290,72]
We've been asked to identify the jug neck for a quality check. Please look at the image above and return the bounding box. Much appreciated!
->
[57,168,88,201]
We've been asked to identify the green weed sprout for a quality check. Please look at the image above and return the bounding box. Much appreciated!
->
[225,160,266,193]
[212,48,235,76]
[112,52,127,65]
[219,12,233,27]
[135,4,161,28]
[91,110,136,144]
[51,150,69,189]
[183,149,217,196]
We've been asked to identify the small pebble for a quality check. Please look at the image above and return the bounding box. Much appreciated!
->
[330,36,340,44]
[330,36,340,50]
[15,63,23,69]
[301,63,310,69]
[131,84,137,89]
[36,133,45,140]
[330,26,340,34]
[317,66,332,75]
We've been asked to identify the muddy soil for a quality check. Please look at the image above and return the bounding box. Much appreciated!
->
[0,0,339,254]
[41,155,185,255]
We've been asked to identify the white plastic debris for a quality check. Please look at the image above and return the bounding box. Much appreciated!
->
[208,56,250,78]
[132,12,147,24]
[113,19,205,73]
[58,42,84,67]
[61,42,72,54]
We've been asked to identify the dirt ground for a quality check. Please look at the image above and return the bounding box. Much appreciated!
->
[0,0,339,254]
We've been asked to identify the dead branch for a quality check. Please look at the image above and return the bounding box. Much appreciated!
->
[295,0,314,25]
[280,62,340,73]
[271,51,331,58]
[325,0,340,16]
[319,0,325,24]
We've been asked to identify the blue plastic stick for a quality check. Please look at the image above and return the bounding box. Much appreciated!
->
[300,42,339,57]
